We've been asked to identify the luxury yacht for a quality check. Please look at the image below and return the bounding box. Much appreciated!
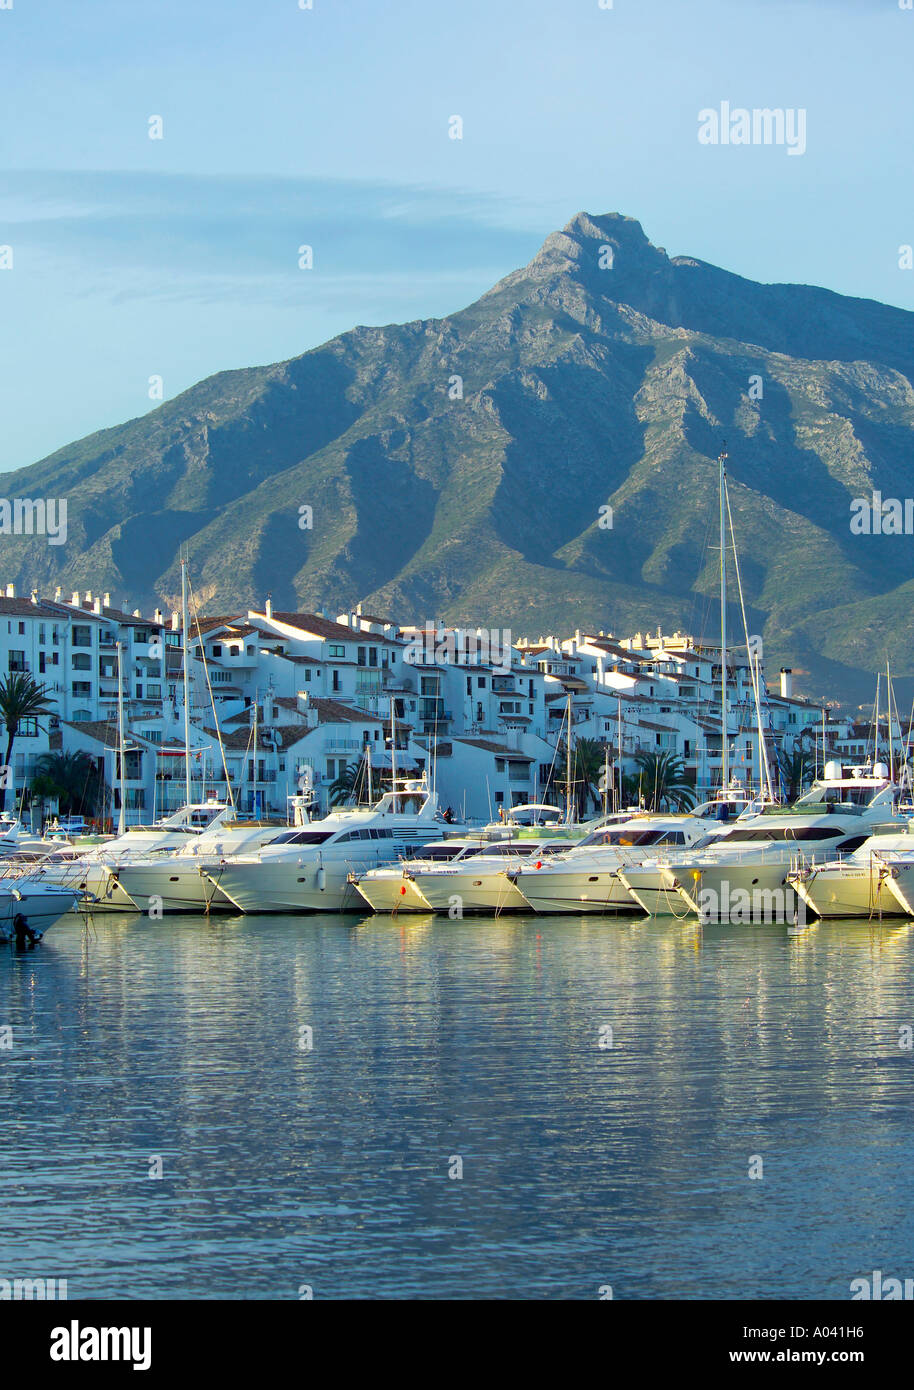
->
[106,820,291,914]
[625,763,905,922]
[35,801,234,911]
[785,825,914,919]
[201,778,453,913]
[510,815,717,914]
[405,837,581,914]
[350,838,492,913]
[0,871,81,937]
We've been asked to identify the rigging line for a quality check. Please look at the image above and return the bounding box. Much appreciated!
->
[724,483,775,802]
[187,574,237,814]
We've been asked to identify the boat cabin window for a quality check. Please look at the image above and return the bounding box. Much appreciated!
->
[576,827,668,848]
[836,835,871,853]
[419,845,466,860]
[270,830,335,845]
[716,826,844,843]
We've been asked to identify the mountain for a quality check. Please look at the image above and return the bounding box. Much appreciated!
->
[4,209,914,706]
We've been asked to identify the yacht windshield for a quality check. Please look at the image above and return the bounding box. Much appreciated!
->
[269,831,336,846]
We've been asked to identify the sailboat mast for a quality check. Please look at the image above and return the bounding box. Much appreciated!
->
[566,692,573,822]
[887,661,894,777]
[181,556,192,809]
[874,673,880,768]
[617,696,622,812]
[719,447,729,793]
[116,639,126,835]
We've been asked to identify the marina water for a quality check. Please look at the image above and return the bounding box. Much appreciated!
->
[2,912,913,1299]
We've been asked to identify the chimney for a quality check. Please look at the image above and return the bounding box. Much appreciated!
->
[84,591,92,604]
[133,609,141,618]
[54,586,62,601]
[71,592,80,606]
[5,583,14,598]
[153,608,163,624]
[30,590,38,605]
[171,610,179,631]
[93,596,102,614]
[780,668,793,699]
[103,592,111,607]
[265,595,273,619]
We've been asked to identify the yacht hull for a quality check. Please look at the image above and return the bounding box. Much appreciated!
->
[0,885,80,934]
[617,865,692,916]
[672,861,801,922]
[203,859,374,913]
[351,872,433,914]
[790,864,902,919]
[882,866,914,917]
[112,863,238,914]
[410,869,530,914]
[513,867,634,914]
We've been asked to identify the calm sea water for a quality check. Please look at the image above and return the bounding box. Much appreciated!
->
[1,911,913,1300]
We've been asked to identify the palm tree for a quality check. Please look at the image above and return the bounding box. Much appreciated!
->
[632,749,696,812]
[0,672,55,811]
[328,759,370,807]
[31,751,105,819]
[571,737,607,817]
[777,748,813,803]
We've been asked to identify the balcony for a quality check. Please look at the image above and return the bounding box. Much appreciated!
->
[324,738,362,753]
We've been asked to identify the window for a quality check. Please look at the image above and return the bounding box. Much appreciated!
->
[72,625,92,647]
[368,648,378,667]
[332,670,341,692]
[8,651,26,672]
[326,760,336,780]
[15,716,38,737]
[329,644,345,659]
[212,644,222,657]
[71,681,92,696]
[38,624,46,644]
[477,677,486,688]
[38,653,46,675]
[18,621,25,635]
[72,653,91,670]
[357,647,366,667]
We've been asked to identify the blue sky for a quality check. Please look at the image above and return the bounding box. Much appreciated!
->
[1,0,911,471]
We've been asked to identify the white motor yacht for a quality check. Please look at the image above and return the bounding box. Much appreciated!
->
[406,837,582,914]
[511,815,716,914]
[201,778,453,913]
[0,871,80,937]
[35,801,234,911]
[351,838,492,913]
[628,762,905,922]
[786,825,914,919]
[107,820,292,914]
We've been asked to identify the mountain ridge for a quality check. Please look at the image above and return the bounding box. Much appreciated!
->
[3,210,914,706]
